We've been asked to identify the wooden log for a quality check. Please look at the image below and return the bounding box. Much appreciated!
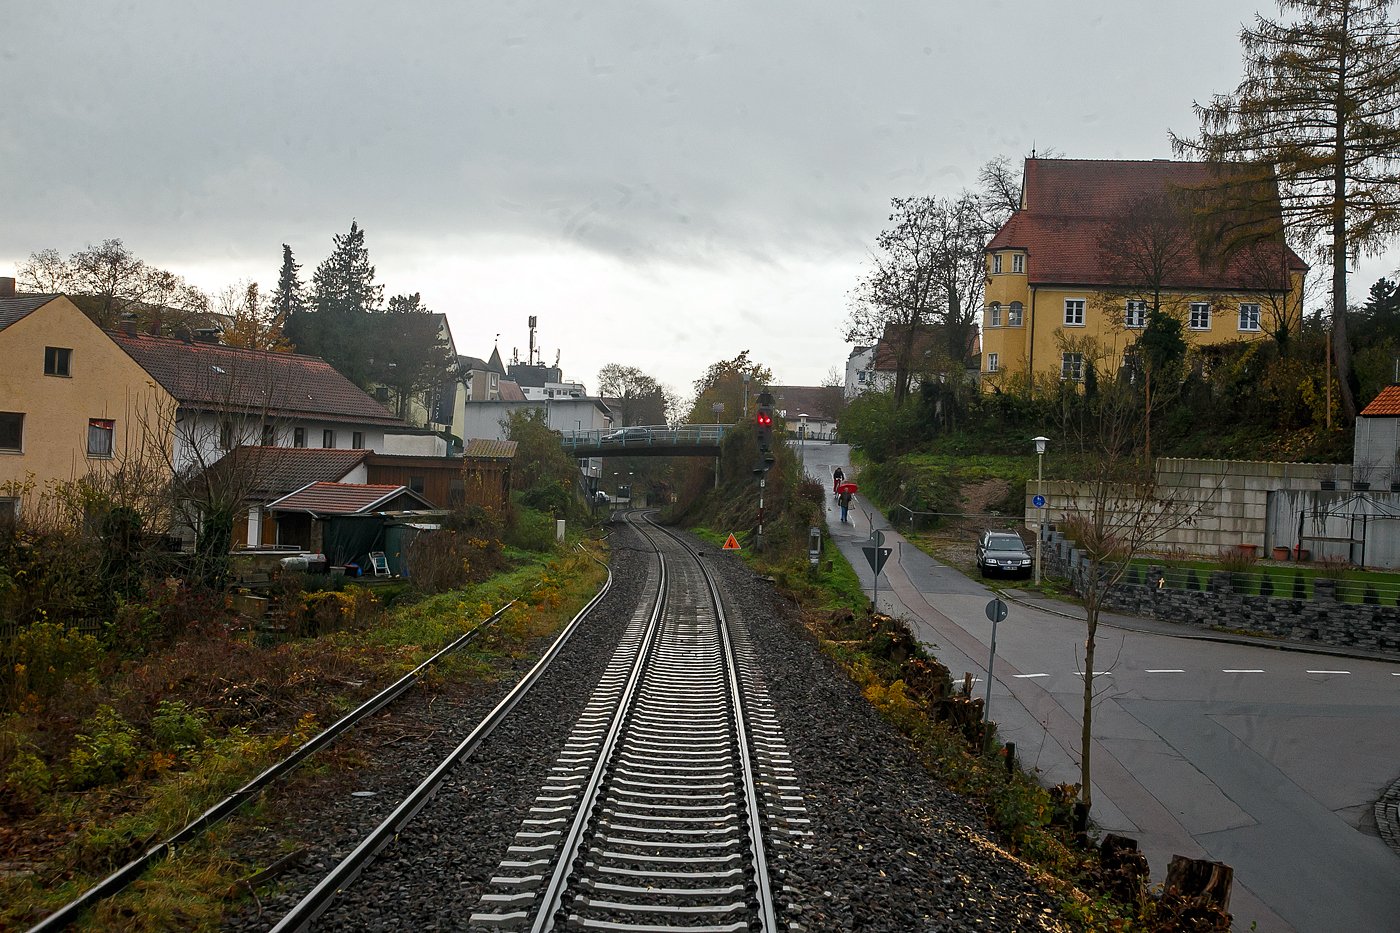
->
[1166,854,1233,913]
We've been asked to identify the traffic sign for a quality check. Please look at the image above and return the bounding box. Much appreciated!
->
[862,546,892,574]
[1032,494,1046,508]
[722,534,741,550]
[867,530,885,548]
[985,598,1008,623]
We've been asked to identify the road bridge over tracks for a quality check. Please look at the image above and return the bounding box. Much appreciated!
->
[560,423,732,457]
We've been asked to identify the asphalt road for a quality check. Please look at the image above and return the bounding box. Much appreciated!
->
[802,442,1400,933]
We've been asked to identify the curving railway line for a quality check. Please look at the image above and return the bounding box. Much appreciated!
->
[468,511,807,932]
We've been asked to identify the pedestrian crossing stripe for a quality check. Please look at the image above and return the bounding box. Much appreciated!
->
[722,534,741,550]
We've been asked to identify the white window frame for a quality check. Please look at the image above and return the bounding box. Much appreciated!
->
[1064,298,1086,327]
[1238,302,1261,332]
[988,303,1002,327]
[993,254,1003,274]
[323,429,336,449]
[1189,302,1212,331]
[1007,302,1023,327]
[987,352,999,373]
[1061,353,1084,381]
[1012,253,1024,274]
[1125,300,1147,329]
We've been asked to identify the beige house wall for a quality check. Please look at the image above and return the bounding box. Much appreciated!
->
[0,298,175,513]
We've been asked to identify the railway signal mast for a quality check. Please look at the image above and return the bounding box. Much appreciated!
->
[754,392,776,549]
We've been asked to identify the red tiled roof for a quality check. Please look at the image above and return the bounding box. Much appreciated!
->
[769,386,843,422]
[870,323,979,371]
[1360,385,1400,417]
[985,159,1307,290]
[266,482,434,515]
[497,380,527,401]
[199,446,371,500]
[108,332,405,425]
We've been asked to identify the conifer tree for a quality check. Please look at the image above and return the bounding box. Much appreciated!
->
[268,244,305,344]
[1172,0,1400,423]
[291,221,384,387]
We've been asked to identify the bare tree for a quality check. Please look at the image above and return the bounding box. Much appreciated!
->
[217,281,294,352]
[597,363,670,426]
[18,239,208,330]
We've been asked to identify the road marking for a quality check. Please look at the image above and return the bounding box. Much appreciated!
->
[1223,669,1265,673]
[1074,671,1113,676]
[1013,673,1049,678]
[1306,670,1351,675]
[1145,669,1185,673]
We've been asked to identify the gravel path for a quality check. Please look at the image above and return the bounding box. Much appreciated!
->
[226,525,1074,933]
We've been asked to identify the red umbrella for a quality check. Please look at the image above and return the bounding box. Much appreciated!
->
[836,483,859,495]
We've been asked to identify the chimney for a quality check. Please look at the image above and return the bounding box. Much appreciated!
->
[148,317,162,336]
[119,320,138,337]
[0,277,14,299]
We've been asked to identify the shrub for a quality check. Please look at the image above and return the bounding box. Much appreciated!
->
[1218,546,1258,573]
[151,699,207,754]
[521,480,571,517]
[3,620,103,708]
[3,744,53,801]
[67,704,141,788]
[504,507,558,553]
[1316,554,1351,579]
[1292,574,1307,599]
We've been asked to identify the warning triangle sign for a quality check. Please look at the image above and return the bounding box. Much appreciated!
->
[722,534,741,550]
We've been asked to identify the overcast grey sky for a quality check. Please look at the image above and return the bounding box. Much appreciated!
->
[3,1,1394,397]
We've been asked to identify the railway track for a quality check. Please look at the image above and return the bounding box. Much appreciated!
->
[469,512,808,932]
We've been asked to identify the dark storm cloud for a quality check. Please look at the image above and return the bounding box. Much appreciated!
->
[0,1,1251,266]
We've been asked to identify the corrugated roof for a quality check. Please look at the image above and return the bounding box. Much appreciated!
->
[198,446,371,500]
[985,159,1307,290]
[0,295,60,332]
[266,482,434,514]
[1361,385,1400,417]
[109,332,405,425]
[463,438,518,459]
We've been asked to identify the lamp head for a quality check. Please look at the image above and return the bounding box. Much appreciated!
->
[1032,435,1049,455]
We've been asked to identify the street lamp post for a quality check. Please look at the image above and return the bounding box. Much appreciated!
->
[1032,436,1049,585]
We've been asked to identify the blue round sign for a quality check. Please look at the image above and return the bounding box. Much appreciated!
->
[1032,494,1046,508]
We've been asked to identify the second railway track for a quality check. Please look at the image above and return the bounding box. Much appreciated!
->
[469,511,807,932]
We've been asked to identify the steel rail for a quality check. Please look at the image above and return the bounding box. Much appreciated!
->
[527,517,670,933]
[268,558,616,933]
[643,513,778,933]
[512,510,777,932]
[25,594,528,933]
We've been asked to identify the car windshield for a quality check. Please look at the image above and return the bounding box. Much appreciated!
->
[989,538,1022,550]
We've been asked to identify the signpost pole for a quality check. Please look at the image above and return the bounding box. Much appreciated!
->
[872,550,879,612]
[983,598,1008,722]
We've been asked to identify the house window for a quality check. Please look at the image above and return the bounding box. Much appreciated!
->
[87,418,114,458]
[294,427,306,448]
[1239,302,1261,332]
[409,475,425,494]
[1126,300,1147,329]
[374,386,389,403]
[261,424,276,446]
[323,429,336,448]
[44,347,72,377]
[1012,253,1024,274]
[0,497,17,521]
[1007,301,1023,326]
[993,254,1003,274]
[986,352,999,373]
[857,371,867,383]
[352,431,364,450]
[1190,302,1212,330]
[1064,299,1085,326]
[0,412,23,451]
[1061,353,1084,381]
[988,303,1002,327]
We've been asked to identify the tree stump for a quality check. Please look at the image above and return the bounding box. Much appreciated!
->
[1159,854,1234,931]
[1098,834,1150,909]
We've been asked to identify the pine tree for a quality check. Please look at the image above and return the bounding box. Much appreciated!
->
[1172,0,1400,423]
[292,221,385,387]
[268,245,305,349]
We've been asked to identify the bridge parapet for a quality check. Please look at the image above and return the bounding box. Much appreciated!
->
[561,423,733,457]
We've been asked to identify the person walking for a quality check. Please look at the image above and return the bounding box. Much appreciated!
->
[838,490,852,523]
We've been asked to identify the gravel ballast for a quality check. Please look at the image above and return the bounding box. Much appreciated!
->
[226,525,1073,932]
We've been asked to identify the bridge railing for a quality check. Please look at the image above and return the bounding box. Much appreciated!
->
[560,423,732,451]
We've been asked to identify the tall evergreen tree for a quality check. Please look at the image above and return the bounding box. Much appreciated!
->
[291,221,384,387]
[372,293,454,422]
[268,244,305,347]
[1172,0,1400,423]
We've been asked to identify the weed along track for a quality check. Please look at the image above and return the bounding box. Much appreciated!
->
[468,512,803,932]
